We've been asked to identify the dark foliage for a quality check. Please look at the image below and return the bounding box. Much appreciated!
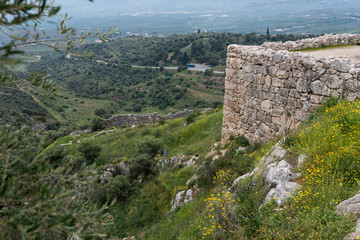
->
[77,141,102,164]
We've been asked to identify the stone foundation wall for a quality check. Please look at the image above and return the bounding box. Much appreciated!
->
[222,35,360,143]
[106,109,193,128]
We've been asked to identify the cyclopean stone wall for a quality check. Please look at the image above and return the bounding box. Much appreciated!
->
[262,34,360,51]
[106,109,193,128]
[222,34,360,143]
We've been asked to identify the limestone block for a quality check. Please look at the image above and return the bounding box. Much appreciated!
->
[296,79,308,92]
[333,59,349,72]
[243,63,253,73]
[277,70,289,79]
[264,182,301,205]
[327,75,343,89]
[274,53,283,63]
[310,80,325,95]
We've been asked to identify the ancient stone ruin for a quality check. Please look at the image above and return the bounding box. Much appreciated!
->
[106,109,193,128]
[222,34,360,143]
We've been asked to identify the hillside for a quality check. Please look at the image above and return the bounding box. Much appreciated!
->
[39,98,360,239]
[0,87,58,129]
[15,33,312,127]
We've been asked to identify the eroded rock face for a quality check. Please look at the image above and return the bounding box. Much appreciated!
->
[171,190,186,212]
[263,160,295,188]
[336,194,360,218]
[170,187,201,212]
[264,182,300,205]
[260,143,287,165]
[100,162,129,184]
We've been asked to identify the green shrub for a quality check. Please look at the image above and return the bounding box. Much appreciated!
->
[128,154,156,180]
[90,116,107,132]
[235,135,250,147]
[105,175,132,202]
[158,117,166,125]
[204,69,214,76]
[77,141,102,165]
[66,155,86,172]
[44,145,65,165]
[136,136,164,158]
[94,108,107,117]
[185,112,199,125]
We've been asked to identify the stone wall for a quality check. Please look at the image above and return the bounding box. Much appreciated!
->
[222,35,360,143]
[262,34,360,51]
[106,109,193,128]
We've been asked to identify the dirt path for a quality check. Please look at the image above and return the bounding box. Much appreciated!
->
[303,46,360,61]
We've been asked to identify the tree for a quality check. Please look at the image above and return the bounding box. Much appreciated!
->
[267,27,270,35]
[182,52,190,65]
[90,116,107,131]
[0,127,113,239]
[77,141,102,165]
[128,154,156,180]
[0,1,115,238]
[0,0,115,93]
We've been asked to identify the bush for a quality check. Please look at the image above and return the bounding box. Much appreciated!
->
[136,136,164,158]
[66,155,86,172]
[105,175,131,202]
[204,69,214,76]
[235,135,250,147]
[177,65,187,72]
[128,154,156,180]
[44,145,65,165]
[94,108,107,117]
[77,141,102,165]
[185,112,199,125]
[90,116,107,131]
[158,117,166,125]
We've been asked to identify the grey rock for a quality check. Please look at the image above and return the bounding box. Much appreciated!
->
[170,190,186,212]
[297,154,307,168]
[264,160,295,187]
[264,182,300,205]
[336,194,360,218]
[184,189,193,205]
[231,171,254,188]
[334,59,349,72]
[260,143,287,165]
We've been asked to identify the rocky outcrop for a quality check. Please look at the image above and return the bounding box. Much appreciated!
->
[259,143,287,166]
[106,109,193,128]
[263,160,295,188]
[170,187,201,212]
[264,182,300,205]
[100,162,129,184]
[222,34,360,143]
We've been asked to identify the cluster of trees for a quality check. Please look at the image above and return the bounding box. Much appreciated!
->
[27,54,223,114]
[82,32,315,67]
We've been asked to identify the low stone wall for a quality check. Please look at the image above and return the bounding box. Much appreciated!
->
[106,109,193,128]
[222,38,360,143]
[262,34,360,51]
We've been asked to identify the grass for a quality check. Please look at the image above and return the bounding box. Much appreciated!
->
[50,98,360,240]
[294,44,356,52]
[144,99,360,240]
[54,110,223,161]
[258,100,360,239]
